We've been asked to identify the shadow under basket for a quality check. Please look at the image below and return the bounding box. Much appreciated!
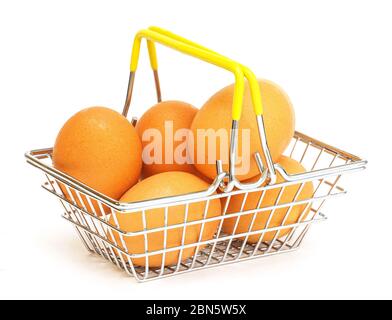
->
[25,131,366,282]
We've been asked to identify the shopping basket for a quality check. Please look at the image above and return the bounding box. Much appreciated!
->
[25,27,367,282]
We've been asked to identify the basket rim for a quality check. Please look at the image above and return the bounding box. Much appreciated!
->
[25,130,367,212]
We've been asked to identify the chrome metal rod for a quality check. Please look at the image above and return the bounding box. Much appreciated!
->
[153,70,162,102]
[256,114,277,184]
[62,213,326,259]
[122,71,135,117]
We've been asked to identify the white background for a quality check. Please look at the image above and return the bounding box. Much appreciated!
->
[0,0,390,300]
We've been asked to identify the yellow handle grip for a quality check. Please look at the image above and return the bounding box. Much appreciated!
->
[146,40,158,70]
[130,29,246,120]
[146,26,264,118]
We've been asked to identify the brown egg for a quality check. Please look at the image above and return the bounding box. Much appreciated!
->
[191,79,295,181]
[53,107,142,215]
[222,156,314,243]
[109,171,222,268]
[136,100,198,178]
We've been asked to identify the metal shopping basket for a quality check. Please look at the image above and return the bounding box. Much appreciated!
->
[25,27,367,282]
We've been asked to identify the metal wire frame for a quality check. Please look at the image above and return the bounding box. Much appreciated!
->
[25,131,366,282]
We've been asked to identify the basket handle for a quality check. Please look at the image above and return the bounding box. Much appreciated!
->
[123,28,277,189]
[126,28,252,121]
[147,26,264,118]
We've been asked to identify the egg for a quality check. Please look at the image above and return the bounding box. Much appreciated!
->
[136,100,198,178]
[222,156,314,243]
[109,171,222,268]
[53,107,142,215]
[191,79,295,181]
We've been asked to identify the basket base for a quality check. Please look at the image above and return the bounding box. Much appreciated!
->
[66,213,326,282]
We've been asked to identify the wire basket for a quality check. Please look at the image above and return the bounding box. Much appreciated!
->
[25,27,367,282]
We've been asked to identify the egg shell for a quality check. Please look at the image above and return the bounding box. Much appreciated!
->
[53,107,142,215]
[222,156,314,243]
[191,79,295,181]
[109,171,222,268]
[136,101,198,178]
